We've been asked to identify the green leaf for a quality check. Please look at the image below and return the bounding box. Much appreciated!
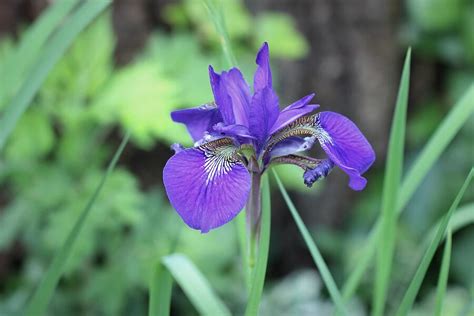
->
[162,253,231,316]
[236,211,251,292]
[395,168,473,316]
[398,83,474,210]
[342,82,474,302]
[24,131,130,316]
[149,264,173,316]
[372,48,411,316]
[434,228,452,316]
[273,170,347,315]
[245,174,271,316]
[0,0,111,150]
[0,0,78,105]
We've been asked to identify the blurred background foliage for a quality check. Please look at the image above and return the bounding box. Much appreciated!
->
[0,0,472,315]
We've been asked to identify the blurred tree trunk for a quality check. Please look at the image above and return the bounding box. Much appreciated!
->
[249,0,400,227]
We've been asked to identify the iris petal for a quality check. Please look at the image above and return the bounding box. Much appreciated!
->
[163,138,251,233]
[209,66,251,127]
[171,103,222,142]
[254,42,272,92]
[269,93,319,135]
[315,111,375,190]
[249,87,279,150]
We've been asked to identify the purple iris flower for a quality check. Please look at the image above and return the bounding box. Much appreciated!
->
[163,43,375,233]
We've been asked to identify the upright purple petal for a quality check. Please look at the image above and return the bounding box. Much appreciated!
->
[254,42,272,92]
[209,66,251,127]
[163,138,251,233]
[249,87,279,149]
[270,93,319,134]
[315,111,375,190]
[171,103,222,142]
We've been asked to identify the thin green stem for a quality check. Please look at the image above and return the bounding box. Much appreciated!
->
[202,0,238,68]
[273,170,347,315]
[25,131,130,316]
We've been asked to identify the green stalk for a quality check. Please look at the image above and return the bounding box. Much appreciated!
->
[395,168,473,316]
[25,132,130,316]
[342,83,474,302]
[372,48,411,316]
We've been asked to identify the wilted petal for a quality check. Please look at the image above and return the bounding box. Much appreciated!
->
[315,111,375,190]
[269,93,319,134]
[249,87,279,149]
[163,138,251,233]
[171,103,222,142]
[254,42,272,92]
[209,66,251,127]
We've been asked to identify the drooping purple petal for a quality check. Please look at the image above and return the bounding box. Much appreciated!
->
[269,93,319,134]
[248,86,279,149]
[303,159,335,187]
[209,66,251,127]
[254,42,272,93]
[163,138,251,233]
[171,103,223,142]
[314,111,375,190]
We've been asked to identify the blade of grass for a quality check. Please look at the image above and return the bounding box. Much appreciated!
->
[0,0,111,150]
[0,0,78,104]
[148,227,182,316]
[372,48,411,316]
[149,264,173,316]
[236,211,251,292]
[434,228,452,316]
[245,174,271,316]
[342,83,474,301]
[395,168,474,316]
[398,84,474,210]
[24,131,130,316]
[162,254,231,316]
[202,0,238,67]
[273,170,347,315]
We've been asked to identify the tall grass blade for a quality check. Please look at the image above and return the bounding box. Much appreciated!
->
[273,170,347,315]
[149,264,173,316]
[395,168,474,316]
[245,175,271,316]
[342,82,474,302]
[25,131,130,316]
[202,0,238,67]
[398,84,474,210]
[162,254,231,316]
[0,0,78,104]
[0,0,111,150]
[372,48,411,316]
[434,228,452,316]
[236,211,251,291]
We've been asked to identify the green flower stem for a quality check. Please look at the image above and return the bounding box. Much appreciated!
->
[245,159,263,273]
